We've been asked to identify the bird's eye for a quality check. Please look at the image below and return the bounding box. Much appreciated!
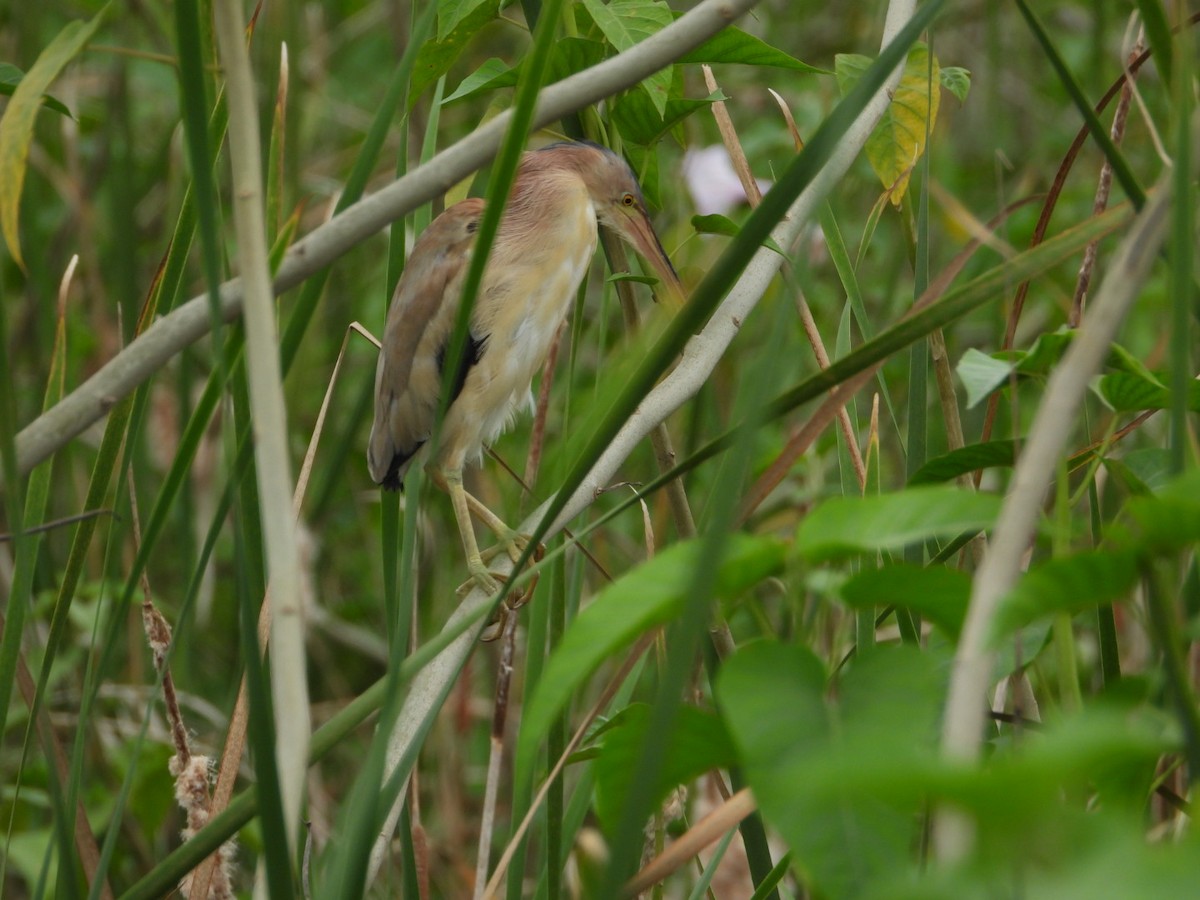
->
[621,192,636,208]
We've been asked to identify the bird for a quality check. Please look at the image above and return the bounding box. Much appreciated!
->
[367,141,683,600]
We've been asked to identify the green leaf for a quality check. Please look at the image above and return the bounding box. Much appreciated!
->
[718,643,945,896]
[840,564,971,637]
[580,0,673,115]
[678,23,827,73]
[593,704,737,832]
[1017,329,1075,374]
[836,43,940,205]
[442,57,514,104]
[443,38,607,105]
[795,486,1001,562]
[410,0,498,106]
[438,0,498,41]
[957,331,1078,407]
[939,65,971,102]
[1108,449,1175,495]
[1106,342,1161,381]
[515,534,785,780]
[0,63,72,117]
[990,550,1140,645]
[0,4,108,268]
[909,440,1017,485]
[957,347,1015,407]
[1114,472,1200,557]
[1096,372,1200,412]
[545,36,608,85]
[610,89,719,147]
[691,213,786,256]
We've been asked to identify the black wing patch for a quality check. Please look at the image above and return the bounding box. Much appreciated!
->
[380,439,425,492]
[436,332,489,408]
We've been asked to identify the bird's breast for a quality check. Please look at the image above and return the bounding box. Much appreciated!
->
[489,198,597,368]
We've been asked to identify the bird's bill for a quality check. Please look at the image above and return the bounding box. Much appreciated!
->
[623,213,685,310]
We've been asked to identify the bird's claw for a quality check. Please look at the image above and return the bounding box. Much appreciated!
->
[457,563,502,600]
[479,529,534,566]
[477,533,544,611]
[461,542,545,641]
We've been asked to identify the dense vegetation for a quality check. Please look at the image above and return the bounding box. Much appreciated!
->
[1,0,1197,897]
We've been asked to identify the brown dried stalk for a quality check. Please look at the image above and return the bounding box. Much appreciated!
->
[130,473,235,899]
[1070,34,1144,327]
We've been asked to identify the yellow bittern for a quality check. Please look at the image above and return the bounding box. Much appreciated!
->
[368,141,682,597]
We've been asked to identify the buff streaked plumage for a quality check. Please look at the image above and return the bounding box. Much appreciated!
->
[368,141,682,598]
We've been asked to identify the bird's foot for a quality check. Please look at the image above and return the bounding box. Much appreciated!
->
[457,560,503,600]
[479,532,544,611]
[479,528,533,565]
[457,544,544,641]
[456,563,520,642]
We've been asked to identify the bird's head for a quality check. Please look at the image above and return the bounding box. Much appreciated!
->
[545,142,685,309]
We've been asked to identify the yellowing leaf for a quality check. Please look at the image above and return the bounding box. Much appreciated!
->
[0,5,108,269]
[835,43,941,206]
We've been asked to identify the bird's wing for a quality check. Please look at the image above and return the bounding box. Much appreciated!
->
[367,198,484,487]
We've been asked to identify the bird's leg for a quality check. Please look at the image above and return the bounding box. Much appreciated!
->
[443,472,533,640]
[461,492,547,611]
[464,493,529,564]
[443,469,503,598]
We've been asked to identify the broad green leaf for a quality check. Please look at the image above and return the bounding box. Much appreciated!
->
[840,564,971,637]
[1103,457,1156,496]
[691,213,785,256]
[545,36,608,86]
[593,704,737,832]
[1114,471,1200,557]
[610,89,719,147]
[1017,329,1075,373]
[944,706,1171,816]
[989,550,1140,645]
[0,63,72,117]
[957,347,1015,407]
[717,641,829,770]
[869,731,1183,898]
[580,0,673,115]
[1016,830,1200,900]
[1106,449,1175,495]
[442,57,513,104]
[1106,342,1161,381]
[724,649,1168,900]
[438,0,497,41]
[958,331,1077,407]
[940,65,971,102]
[1096,371,1200,412]
[410,0,498,106]
[0,4,108,268]
[719,643,944,896]
[909,440,1017,485]
[795,486,1001,562]
[836,43,940,205]
[515,534,785,779]
[679,23,827,73]
[443,38,606,105]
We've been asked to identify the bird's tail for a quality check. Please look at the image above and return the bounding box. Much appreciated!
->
[367,421,422,492]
